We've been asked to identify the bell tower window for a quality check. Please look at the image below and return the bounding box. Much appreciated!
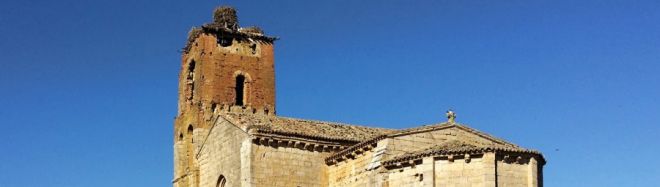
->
[186,60,196,101]
[235,75,246,106]
[187,60,196,82]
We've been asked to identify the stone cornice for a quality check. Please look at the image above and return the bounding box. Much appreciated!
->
[382,147,545,168]
[250,135,348,153]
[250,128,363,144]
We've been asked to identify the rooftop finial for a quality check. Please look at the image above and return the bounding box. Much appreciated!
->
[446,109,456,124]
[213,6,239,30]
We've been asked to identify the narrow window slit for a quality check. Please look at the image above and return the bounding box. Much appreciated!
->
[235,75,246,106]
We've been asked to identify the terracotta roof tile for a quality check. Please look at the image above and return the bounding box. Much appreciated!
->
[221,113,396,143]
[382,140,545,167]
[391,123,519,147]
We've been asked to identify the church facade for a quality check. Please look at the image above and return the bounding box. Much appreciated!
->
[173,6,545,187]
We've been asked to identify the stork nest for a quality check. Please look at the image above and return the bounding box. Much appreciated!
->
[213,6,239,30]
[240,26,263,35]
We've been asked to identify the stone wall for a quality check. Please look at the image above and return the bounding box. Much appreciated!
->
[197,117,251,187]
[383,155,490,187]
[328,140,389,187]
[173,141,189,187]
[387,161,427,187]
[382,152,540,187]
[496,154,539,187]
[175,16,277,186]
[250,143,331,187]
[173,113,205,187]
[434,156,486,187]
[326,129,543,187]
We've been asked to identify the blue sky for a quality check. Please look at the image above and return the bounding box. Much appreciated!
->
[1,0,659,186]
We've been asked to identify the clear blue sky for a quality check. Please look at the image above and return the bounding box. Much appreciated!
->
[1,0,658,186]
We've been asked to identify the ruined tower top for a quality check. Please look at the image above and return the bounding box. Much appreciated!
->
[177,6,277,123]
[182,6,276,53]
[213,6,239,30]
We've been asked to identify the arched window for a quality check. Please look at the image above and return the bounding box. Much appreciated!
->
[187,60,196,81]
[187,125,194,142]
[235,75,246,106]
[186,60,196,101]
[216,175,226,187]
[186,125,194,167]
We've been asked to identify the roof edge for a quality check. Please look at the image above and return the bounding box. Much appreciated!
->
[251,128,363,144]
[325,135,388,164]
[325,123,528,165]
[382,147,546,168]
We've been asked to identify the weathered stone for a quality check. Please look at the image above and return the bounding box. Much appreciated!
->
[173,6,545,187]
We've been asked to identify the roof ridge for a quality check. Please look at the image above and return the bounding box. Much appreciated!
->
[326,123,455,162]
[254,128,363,143]
[391,122,520,148]
[219,112,394,143]
[451,124,520,147]
[273,115,396,131]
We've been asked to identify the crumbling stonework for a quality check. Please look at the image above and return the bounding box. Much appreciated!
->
[173,6,545,187]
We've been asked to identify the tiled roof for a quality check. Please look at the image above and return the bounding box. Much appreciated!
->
[325,123,519,163]
[382,140,544,167]
[220,113,396,143]
[217,112,544,166]
[391,123,519,147]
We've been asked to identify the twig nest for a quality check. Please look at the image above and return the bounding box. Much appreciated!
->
[240,26,263,35]
[213,6,239,30]
[187,27,203,41]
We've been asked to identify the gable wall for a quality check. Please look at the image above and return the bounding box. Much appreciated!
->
[385,127,506,160]
[197,117,251,187]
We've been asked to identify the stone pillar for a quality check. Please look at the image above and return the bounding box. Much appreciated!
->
[527,157,539,187]
[420,157,435,187]
[482,153,497,187]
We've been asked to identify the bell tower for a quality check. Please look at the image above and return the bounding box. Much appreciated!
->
[178,6,276,117]
[173,6,277,187]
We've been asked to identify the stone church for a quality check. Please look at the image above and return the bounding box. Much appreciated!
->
[173,6,545,187]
